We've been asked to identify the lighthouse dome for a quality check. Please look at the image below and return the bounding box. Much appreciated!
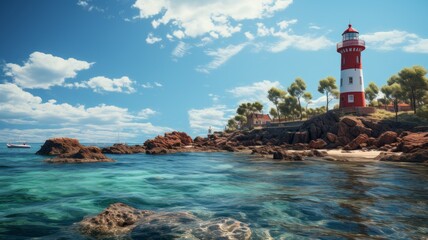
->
[342,24,359,41]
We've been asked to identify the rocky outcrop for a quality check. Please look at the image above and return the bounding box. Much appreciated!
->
[396,132,428,153]
[38,138,114,163]
[273,150,303,161]
[36,138,82,155]
[79,203,153,237]
[309,139,327,149]
[102,144,145,154]
[45,146,114,163]
[144,131,193,154]
[79,203,251,239]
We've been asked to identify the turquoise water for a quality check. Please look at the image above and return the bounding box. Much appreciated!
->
[0,144,427,239]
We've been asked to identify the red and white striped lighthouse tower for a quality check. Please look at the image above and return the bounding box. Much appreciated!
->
[337,24,366,108]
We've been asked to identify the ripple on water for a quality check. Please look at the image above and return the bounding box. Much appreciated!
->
[0,151,427,239]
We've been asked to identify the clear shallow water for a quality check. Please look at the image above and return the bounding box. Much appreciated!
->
[0,144,427,239]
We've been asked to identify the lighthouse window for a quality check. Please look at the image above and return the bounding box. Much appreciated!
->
[356,56,359,63]
[349,77,353,84]
[348,94,354,103]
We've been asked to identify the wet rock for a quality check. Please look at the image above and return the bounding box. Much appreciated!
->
[45,146,114,163]
[273,150,303,161]
[309,139,327,149]
[79,203,153,237]
[375,131,398,147]
[36,138,82,156]
[102,144,145,154]
[312,149,327,157]
[131,212,251,240]
[344,134,369,150]
[379,149,428,163]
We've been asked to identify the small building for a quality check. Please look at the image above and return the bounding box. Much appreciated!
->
[247,113,271,129]
[382,103,412,112]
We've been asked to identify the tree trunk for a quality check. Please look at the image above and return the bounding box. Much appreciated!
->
[298,98,302,120]
[326,92,329,111]
[411,88,417,114]
[394,98,398,122]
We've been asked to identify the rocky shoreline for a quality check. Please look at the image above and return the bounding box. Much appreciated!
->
[35,112,427,163]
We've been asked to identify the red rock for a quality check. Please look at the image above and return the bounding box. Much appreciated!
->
[144,131,193,151]
[102,144,145,154]
[344,134,369,150]
[309,139,327,149]
[36,138,82,155]
[326,132,337,143]
[46,146,114,163]
[375,131,398,147]
[396,132,428,153]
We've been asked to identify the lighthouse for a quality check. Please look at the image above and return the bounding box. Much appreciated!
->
[337,24,366,108]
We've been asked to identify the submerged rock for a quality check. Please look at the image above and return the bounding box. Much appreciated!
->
[79,203,251,239]
[79,203,153,237]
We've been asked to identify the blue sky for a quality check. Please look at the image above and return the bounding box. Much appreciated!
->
[1,0,427,143]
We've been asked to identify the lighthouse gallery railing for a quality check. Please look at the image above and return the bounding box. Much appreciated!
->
[337,39,365,49]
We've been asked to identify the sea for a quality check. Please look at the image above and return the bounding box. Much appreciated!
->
[0,143,427,239]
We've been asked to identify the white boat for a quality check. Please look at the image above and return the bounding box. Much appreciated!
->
[7,142,31,148]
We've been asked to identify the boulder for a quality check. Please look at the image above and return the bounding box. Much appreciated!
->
[344,134,369,150]
[146,147,169,155]
[375,131,398,147]
[36,138,82,155]
[309,139,327,149]
[326,132,337,143]
[396,132,428,153]
[79,203,153,237]
[292,131,308,144]
[273,150,303,161]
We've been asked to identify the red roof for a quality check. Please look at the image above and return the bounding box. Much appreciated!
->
[249,113,271,121]
[342,24,359,35]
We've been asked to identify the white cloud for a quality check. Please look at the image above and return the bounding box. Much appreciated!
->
[228,80,282,108]
[82,76,136,93]
[244,31,255,40]
[208,93,220,103]
[173,30,186,39]
[277,19,297,30]
[196,43,247,73]
[172,41,191,58]
[188,105,233,133]
[0,83,171,142]
[133,0,293,39]
[3,51,92,89]
[255,22,333,52]
[141,82,162,88]
[137,108,157,119]
[361,30,428,53]
[146,33,162,44]
[76,0,104,12]
[270,31,333,52]
[309,24,321,30]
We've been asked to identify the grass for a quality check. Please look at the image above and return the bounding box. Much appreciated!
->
[368,109,428,125]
